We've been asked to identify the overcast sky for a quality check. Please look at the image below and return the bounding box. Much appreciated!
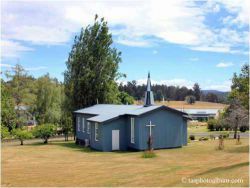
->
[1,0,249,91]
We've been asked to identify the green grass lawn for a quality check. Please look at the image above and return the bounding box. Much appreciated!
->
[2,139,249,187]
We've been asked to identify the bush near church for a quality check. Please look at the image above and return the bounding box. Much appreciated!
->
[33,124,56,144]
[12,128,33,145]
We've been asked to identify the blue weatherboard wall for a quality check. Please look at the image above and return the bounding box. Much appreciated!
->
[75,108,188,152]
[102,116,127,151]
[135,109,186,150]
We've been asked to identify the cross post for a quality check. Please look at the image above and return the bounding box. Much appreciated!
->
[146,121,155,136]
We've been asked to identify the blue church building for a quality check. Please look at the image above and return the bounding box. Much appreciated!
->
[74,73,190,151]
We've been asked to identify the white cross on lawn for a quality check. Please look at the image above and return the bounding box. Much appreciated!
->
[146,121,155,136]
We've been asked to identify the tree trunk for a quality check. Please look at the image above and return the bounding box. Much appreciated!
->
[234,117,238,139]
[234,124,238,139]
[44,138,48,144]
[65,133,68,141]
[20,139,23,145]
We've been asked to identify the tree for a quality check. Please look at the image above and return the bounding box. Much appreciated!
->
[33,124,56,144]
[35,74,63,125]
[5,64,37,127]
[1,126,10,140]
[229,64,249,109]
[205,93,218,103]
[12,128,33,145]
[64,15,122,113]
[60,115,73,141]
[1,79,17,131]
[207,119,217,131]
[224,99,248,139]
[193,83,201,101]
[185,95,196,104]
[118,91,134,104]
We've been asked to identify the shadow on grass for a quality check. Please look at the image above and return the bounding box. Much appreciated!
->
[50,142,95,153]
[197,162,249,175]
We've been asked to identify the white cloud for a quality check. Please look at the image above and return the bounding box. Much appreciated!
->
[0,63,47,71]
[25,66,47,71]
[1,40,34,58]
[203,80,231,92]
[216,62,234,68]
[1,0,249,55]
[0,63,14,68]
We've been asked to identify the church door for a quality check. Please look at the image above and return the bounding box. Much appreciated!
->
[112,130,120,150]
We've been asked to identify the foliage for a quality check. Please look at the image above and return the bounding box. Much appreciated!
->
[119,82,195,101]
[193,83,201,101]
[5,64,37,127]
[12,128,33,145]
[222,133,229,139]
[34,74,63,124]
[239,126,248,132]
[185,95,196,104]
[207,119,217,131]
[118,91,134,104]
[224,99,248,138]
[60,115,73,141]
[1,126,10,140]
[142,150,157,158]
[189,135,195,140]
[1,79,17,131]
[204,92,218,103]
[229,64,249,109]
[199,137,209,141]
[33,124,56,144]
[64,15,122,113]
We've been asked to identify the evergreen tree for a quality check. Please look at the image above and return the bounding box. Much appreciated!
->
[229,64,249,109]
[193,83,201,101]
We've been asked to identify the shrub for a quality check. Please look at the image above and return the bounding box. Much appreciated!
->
[1,126,10,140]
[33,124,56,144]
[239,126,248,132]
[142,150,156,158]
[199,137,209,141]
[189,135,195,140]
[12,128,33,145]
[185,95,196,104]
[222,133,229,139]
[207,119,217,131]
[214,123,223,131]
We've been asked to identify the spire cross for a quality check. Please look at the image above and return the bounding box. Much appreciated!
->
[146,121,155,136]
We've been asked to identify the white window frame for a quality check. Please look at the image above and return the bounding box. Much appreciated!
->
[95,122,99,141]
[87,122,90,134]
[77,117,80,131]
[131,117,135,143]
[82,117,85,132]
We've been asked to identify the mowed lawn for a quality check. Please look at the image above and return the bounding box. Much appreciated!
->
[2,139,249,187]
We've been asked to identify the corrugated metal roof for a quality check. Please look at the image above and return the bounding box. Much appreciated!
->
[176,108,220,114]
[75,104,185,123]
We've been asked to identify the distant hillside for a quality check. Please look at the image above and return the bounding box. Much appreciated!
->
[201,90,229,103]
[202,90,229,95]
